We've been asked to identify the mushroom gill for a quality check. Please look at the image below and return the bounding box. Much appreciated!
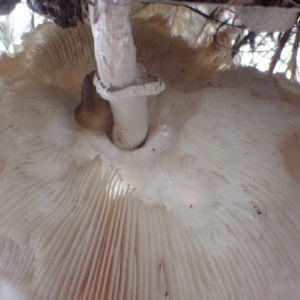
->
[0,18,300,300]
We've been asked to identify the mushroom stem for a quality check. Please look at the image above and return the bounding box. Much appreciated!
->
[89,0,164,150]
[109,95,148,149]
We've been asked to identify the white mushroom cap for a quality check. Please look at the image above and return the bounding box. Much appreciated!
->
[0,19,300,300]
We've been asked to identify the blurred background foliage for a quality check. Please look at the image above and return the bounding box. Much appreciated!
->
[131,3,300,81]
[0,1,44,53]
[0,1,299,81]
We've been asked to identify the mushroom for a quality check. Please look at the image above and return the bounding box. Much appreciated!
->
[0,17,300,300]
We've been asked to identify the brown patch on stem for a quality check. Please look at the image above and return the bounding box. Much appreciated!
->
[74,70,111,130]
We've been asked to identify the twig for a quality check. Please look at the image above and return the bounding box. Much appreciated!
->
[287,19,300,80]
[287,0,300,8]
[192,6,219,45]
[181,4,244,28]
[231,31,256,58]
[268,28,292,75]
